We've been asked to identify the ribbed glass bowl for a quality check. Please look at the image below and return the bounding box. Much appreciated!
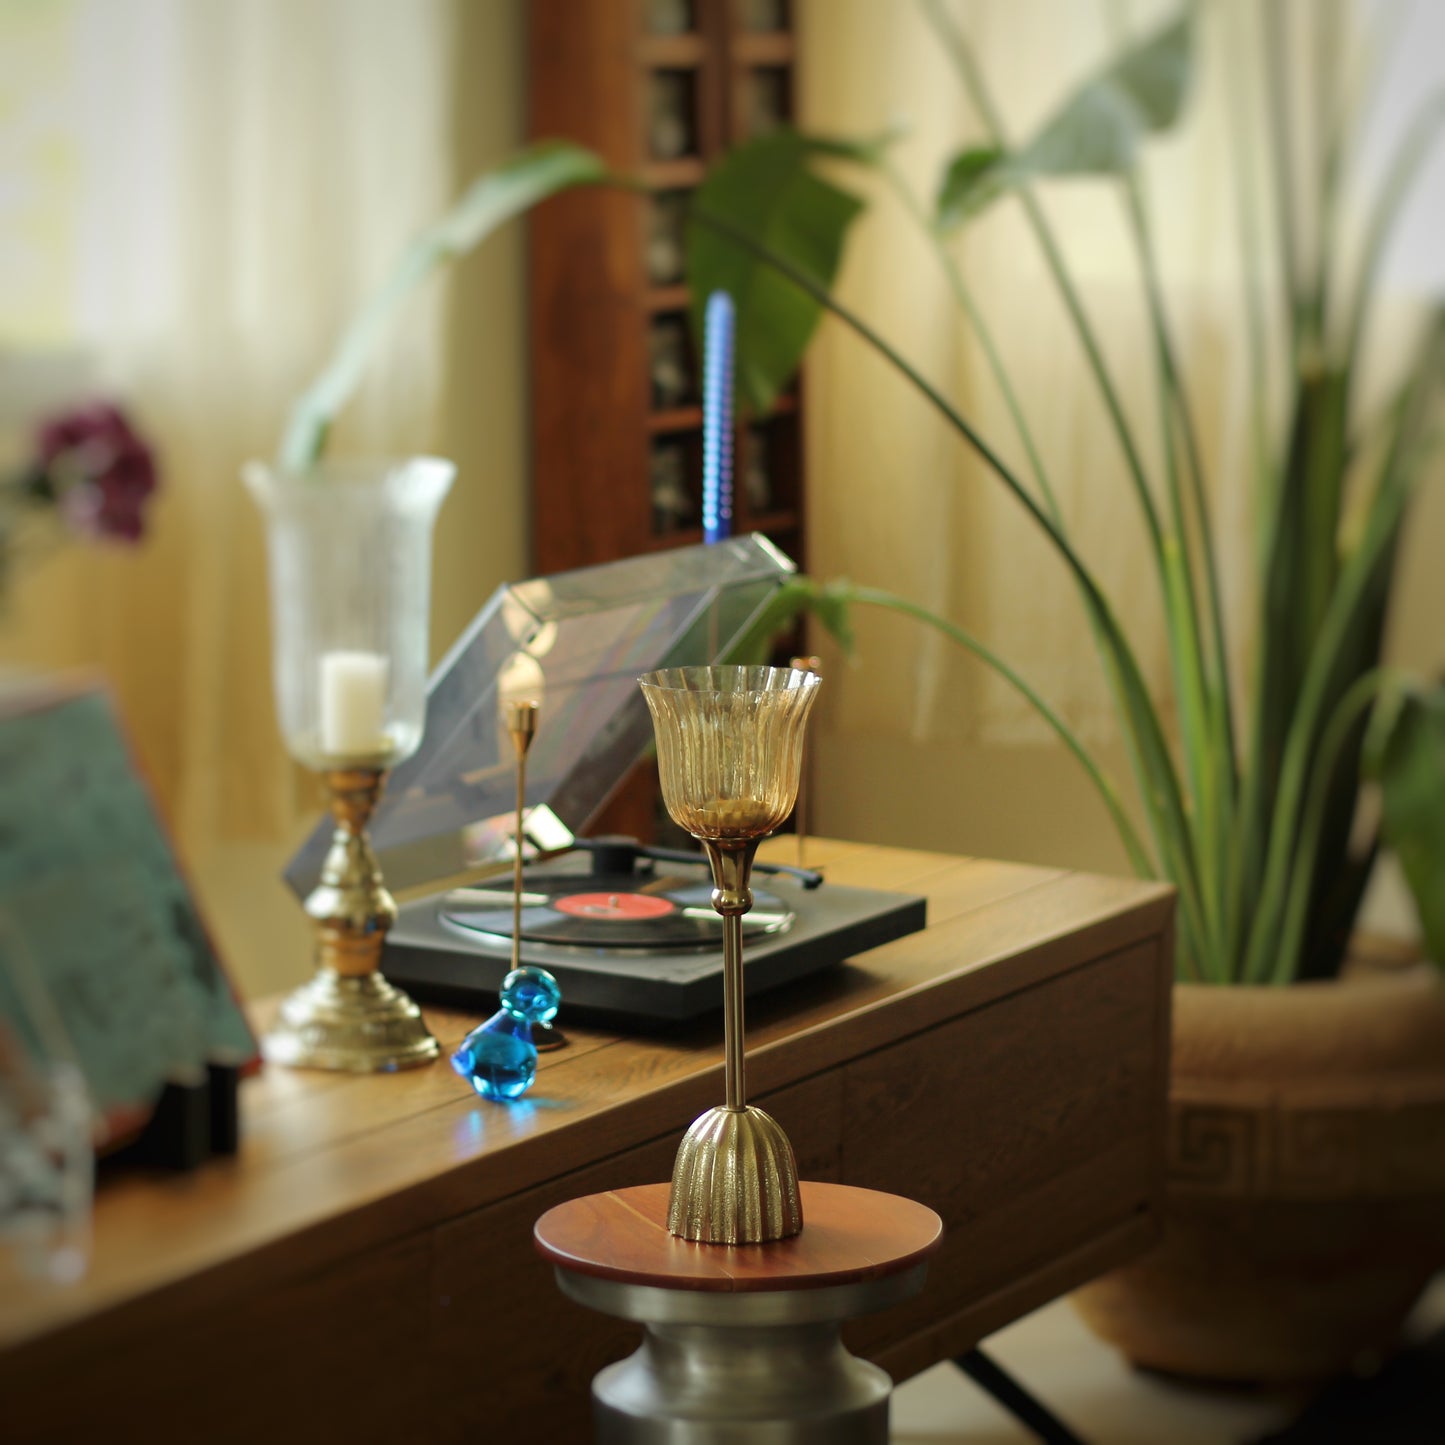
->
[638,665,821,841]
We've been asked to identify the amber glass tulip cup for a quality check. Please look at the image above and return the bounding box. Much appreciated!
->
[639,665,822,1243]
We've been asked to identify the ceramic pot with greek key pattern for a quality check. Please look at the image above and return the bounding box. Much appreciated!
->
[1073,963,1445,1383]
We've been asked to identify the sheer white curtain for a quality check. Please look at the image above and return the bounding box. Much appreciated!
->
[1,0,457,847]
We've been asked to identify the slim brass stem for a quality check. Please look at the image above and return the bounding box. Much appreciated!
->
[722,911,746,1110]
[702,837,757,1113]
[505,700,540,977]
[512,755,526,975]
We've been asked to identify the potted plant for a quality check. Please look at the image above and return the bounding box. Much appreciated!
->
[682,3,1445,1381]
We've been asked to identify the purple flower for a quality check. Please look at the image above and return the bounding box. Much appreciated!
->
[34,402,159,544]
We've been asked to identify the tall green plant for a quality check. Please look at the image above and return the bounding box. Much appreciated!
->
[685,4,1445,981]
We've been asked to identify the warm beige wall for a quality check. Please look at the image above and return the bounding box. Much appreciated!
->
[815,734,1137,877]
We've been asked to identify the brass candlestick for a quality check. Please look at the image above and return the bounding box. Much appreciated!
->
[264,768,439,1072]
[639,665,822,1244]
[245,454,453,1074]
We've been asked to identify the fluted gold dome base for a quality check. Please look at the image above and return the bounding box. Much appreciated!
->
[667,1104,804,1244]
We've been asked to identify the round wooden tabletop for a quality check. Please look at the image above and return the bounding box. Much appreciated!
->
[534,1181,943,1294]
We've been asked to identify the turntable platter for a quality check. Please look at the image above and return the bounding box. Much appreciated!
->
[441,872,794,952]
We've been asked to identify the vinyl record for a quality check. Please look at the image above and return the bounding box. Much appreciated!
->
[441,872,794,952]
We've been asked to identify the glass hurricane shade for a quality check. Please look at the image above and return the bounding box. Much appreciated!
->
[638,665,822,841]
[244,457,454,770]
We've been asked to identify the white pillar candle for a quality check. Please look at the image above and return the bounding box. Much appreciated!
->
[318,650,389,757]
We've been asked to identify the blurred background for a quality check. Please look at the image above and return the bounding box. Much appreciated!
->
[0,0,1440,999]
[4,4,1445,1441]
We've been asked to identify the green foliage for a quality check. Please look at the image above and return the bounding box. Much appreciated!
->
[685,131,867,414]
[936,14,1192,226]
[685,4,1445,983]
[726,576,857,666]
[280,141,607,471]
[1370,686,1445,966]
[934,147,1006,226]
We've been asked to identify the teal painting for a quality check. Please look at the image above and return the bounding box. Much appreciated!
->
[0,684,256,1135]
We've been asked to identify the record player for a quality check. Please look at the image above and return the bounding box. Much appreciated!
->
[285,536,925,1022]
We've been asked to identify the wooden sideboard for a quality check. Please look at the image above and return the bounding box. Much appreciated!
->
[0,840,1174,1443]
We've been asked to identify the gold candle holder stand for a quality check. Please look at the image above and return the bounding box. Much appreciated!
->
[640,666,821,1245]
[668,826,802,1245]
[263,768,439,1073]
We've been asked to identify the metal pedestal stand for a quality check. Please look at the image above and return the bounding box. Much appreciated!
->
[535,1181,943,1444]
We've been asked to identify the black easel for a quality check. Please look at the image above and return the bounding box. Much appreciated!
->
[955,1348,1089,1444]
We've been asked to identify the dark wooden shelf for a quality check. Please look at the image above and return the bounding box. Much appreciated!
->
[646,393,797,432]
[645,525,703,550]
[531,0,807,842]
[741,508,799,534]
[734,33,795,64]
[642,158,706,188]
[645,283,692,312]
[648,405,704,434]
[645,513,797,552]
[760,392,798,418]
[638,33,707,67]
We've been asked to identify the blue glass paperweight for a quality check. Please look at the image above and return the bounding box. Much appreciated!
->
[450,966,561,1102]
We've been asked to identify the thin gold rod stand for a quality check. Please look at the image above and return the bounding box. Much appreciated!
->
[707,837,758,1114]
[264,768,439,1072]
[667,834,802,1244]
[722,911,745,1110]
[505,699,565,1052]
[505,700,539,976]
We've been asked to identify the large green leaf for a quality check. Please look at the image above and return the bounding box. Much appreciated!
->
[686,131,866,414]
[936,12,1193,229]
[281,140,608,470]
[1372,687,1445,965]
[724,576,858,666]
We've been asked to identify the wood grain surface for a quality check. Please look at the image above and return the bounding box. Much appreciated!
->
[534,1181,943,1291]
[0,841,1174,1445]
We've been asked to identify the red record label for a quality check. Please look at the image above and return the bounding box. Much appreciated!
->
[554,891,678,921]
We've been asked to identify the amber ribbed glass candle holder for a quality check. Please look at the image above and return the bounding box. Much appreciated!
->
[640,665,820,839]
[638,665,821,1243]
